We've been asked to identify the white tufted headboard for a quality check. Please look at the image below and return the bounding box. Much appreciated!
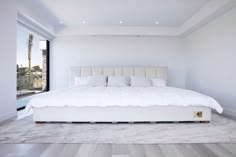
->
[69,66,168,87]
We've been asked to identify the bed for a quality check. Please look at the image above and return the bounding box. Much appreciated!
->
[26,66,223,123]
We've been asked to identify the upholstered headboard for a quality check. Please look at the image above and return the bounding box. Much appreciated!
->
[69,66,168,87]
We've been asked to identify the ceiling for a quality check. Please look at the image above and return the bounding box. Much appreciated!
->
[40,0,209,27]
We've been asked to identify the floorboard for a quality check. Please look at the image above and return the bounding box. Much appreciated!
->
[94,144,112,157]
[175,144,200,157]
[75,144,96,157]
[58,144,81,157]
[112,144,129,156]
[144,144,165,157]
[40,144,64,157]
[220,143,236,155]
[128,144,146,157]
[23,144,49,157]
[191,144,219,157]
[205,144,236,157]
[0,144,236,157]
[159,144,183,157]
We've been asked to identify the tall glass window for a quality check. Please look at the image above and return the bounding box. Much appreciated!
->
[17,25,49,109]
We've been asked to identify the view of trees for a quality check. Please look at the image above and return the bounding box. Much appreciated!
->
[17,64,42,76]
[17,64,43,91]
[32,65,42,72]
[17,33,43,93]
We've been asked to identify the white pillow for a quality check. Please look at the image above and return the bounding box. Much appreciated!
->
[88,76,107,86]
[108,76,130,87]
[151,78,167,87]
[74,76,107,87]
[130,76,152,87]
[74,76,90,87]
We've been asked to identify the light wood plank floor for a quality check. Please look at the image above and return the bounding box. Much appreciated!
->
[0,144,236,157]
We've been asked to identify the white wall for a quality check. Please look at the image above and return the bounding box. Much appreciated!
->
[51,36,186,89]
[185,7,236,116]
[0,0,17,121]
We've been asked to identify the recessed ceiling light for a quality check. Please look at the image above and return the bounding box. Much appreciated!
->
[59,21,63,24]
[119,21,123,24]
[82,21,86,24]
[155,21,159,24]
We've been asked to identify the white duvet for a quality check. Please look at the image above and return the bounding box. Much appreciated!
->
[25,87,223,113]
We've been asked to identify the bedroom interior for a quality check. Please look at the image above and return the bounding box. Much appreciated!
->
[0,0,236,156]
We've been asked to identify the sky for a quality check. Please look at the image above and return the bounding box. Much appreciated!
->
[17,25,46,68]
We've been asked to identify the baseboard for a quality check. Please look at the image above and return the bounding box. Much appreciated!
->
[0,111,17,123]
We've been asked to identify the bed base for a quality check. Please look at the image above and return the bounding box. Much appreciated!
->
[33,106,211,123]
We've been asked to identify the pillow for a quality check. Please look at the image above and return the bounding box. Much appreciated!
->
[151,78,167,87]
[108,76,130,87]
[88,76,107,86]
[74,76,90,87]
[130,76,152,87]
[74,76,107,87]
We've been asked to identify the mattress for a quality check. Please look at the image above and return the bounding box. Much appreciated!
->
[25,86,223,113]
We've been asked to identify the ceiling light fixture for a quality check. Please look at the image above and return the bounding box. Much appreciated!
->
[119,21,123,24]
[59,21,63,24]
[155,21,159,24]
[82,21,86,24]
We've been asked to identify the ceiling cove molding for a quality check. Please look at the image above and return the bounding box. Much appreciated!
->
[17,13,55,40]
[179,0,236,36]
[54,0,236,37]
[56,26,179,37]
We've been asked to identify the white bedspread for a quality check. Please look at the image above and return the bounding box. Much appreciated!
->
[25,87,223,113]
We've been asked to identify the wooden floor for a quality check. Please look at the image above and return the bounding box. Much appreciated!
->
[0,144,236,157]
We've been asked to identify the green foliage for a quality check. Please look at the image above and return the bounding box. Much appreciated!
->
[17,64,43,91]
[17,66,27,77]
[32,65,42,72]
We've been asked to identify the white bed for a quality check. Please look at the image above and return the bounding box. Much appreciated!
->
[26,66,223,123]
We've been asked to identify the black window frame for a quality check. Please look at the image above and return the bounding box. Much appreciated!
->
[44,40,50,92]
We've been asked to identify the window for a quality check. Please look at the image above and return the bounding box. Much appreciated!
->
[16,25,50,109]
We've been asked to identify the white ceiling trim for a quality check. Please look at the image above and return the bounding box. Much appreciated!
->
[56,26,179,37]
[17,12,55,40]
[55,0,236,37]
[179,0,236,36]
